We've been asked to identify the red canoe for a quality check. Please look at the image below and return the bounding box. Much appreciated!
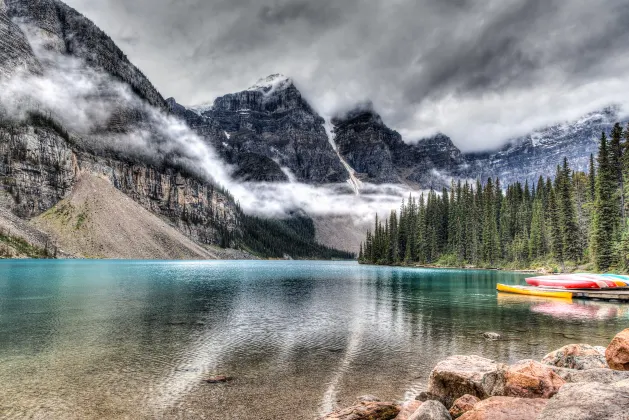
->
[525,275,616,289]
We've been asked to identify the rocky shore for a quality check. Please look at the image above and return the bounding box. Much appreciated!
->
[323,329,629,420]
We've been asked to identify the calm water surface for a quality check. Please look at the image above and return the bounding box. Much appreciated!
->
[0,260,628,419]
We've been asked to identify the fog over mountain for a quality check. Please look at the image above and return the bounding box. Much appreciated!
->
[63,0,629,152]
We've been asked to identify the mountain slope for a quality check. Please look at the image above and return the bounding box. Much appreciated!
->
[5,0,166,109]
[460,107,624,185]
[0,0,352,260]
[332,105,463,188]
[171,74,348,184]
[32,173,250,259]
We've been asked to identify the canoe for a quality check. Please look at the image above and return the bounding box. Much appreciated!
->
[570,275,619,288]
[525,275,613,289]
[497,283,573,299]
[600,274,629,287]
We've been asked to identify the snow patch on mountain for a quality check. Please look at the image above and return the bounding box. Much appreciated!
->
[324,118,363,195]
[247,73,292,96]
[188,103,213,116]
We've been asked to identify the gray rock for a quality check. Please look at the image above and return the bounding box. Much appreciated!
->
[541,343,608,370]
[408,400,451,420]
[551,366,629,384]
[482,332,501,340]
[427,355,499,407]
[537,382,629,420]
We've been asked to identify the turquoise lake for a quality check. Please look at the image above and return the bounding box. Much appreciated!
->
[0,260,628,419]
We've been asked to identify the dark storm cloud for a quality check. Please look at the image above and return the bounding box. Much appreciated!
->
[63,0,629,152]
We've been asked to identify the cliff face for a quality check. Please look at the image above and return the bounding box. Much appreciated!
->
[0,0,40,79]
[173,74,348,184]
[333,107,463,188]
[0,0,241,253]
[5,0,166,109]
[0,118,239,248]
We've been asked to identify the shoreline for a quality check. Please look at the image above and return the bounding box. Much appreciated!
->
[357,261,601,275]
[324,329,629,420]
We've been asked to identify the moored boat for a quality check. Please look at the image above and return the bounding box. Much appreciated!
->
[525,274,615,289]
[496,283,573,299]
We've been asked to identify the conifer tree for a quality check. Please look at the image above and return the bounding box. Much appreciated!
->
[593,132,617,270]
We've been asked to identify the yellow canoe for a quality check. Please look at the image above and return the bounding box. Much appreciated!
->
[497,283,573,299]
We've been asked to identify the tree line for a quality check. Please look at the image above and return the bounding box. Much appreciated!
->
[359,122,629,272]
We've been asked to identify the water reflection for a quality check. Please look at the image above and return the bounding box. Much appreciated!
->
[497,292,628,321]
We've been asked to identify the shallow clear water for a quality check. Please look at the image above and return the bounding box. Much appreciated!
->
[0,260,627,419]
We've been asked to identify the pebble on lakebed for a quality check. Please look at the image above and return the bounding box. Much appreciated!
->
[322,328,629,420]
[204,375,232,384]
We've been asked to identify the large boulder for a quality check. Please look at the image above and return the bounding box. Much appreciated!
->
[448,395,480,419]
[427,355,499,407]
[553,366,629,384]
[542,344,608,370]
[395,401,422,420]
[537,382,629,420]
[408,400,451,420]
[323,401,400,420]
[458,397,547,420]
[606,328,629,371]
[482,360,565,399]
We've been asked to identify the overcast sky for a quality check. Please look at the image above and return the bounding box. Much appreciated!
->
[64,0,629,152]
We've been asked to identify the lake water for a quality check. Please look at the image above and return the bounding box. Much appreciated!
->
[0,260,627,419]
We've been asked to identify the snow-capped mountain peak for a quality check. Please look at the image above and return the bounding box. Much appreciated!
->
[247,73,292,95]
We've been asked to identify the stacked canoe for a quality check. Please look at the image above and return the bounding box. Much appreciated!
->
[497,274,629,299]
[525,274,629,289]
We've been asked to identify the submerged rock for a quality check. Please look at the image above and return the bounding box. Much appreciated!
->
[606,328,629,371]
[482,332,501,341]
[408,400,451,420]
[542,343,608,370]
[204,375,232,384]
[323,401,400,420]
[427,355,498,407]
[458,396,547,420]
[483,360,565,399]
[537,381,629,420]
[356,395,381,403]
[448,395,480,419]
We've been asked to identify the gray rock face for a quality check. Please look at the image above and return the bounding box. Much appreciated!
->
[332,106,463,188]
[173,74,348,184]
[0,120,240,247]
[5,0,166,109]
[537,381,629,420]
[459,107,623,186]
[0,0,41,79]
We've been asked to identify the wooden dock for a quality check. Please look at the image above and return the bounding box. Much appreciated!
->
[498,284,629,302]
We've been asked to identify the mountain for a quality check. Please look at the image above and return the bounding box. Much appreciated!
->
[170,74,348,184]
[0,0,352,260]
[332,105,463,188]
[459,107,624,186]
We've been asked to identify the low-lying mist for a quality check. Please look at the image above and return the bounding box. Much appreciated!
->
[0,25,412,225]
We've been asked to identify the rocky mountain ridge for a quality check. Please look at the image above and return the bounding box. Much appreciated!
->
[459,107,624,185]
[169,74,349,184]
[0,0,351,259]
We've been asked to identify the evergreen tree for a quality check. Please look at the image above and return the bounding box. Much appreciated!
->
[593,132,617,271]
